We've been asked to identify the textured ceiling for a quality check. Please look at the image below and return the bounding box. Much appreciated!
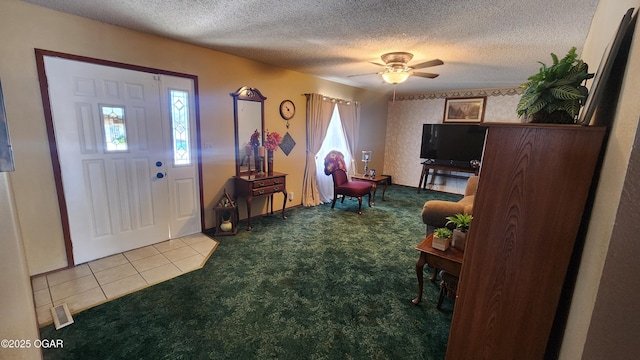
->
[23,0,600,95]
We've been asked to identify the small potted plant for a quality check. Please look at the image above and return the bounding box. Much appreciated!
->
[516,47,594,124]
[432,227,453,251]
[446,213,473,251]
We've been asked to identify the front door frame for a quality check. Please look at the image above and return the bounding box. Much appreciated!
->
[35,48,204,268]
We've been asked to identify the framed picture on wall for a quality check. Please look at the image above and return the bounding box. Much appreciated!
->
[443,96,487,123]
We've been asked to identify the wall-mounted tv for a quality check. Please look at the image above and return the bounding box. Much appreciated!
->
[420,124,487,169]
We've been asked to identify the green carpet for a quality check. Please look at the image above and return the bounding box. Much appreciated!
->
[40,185,461,360]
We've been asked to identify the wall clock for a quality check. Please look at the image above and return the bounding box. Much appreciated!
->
[279,100,295,127]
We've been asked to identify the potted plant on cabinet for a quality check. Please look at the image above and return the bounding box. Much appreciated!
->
[432,227,453,251]
[446,213,473,251]
[516,47,594,124]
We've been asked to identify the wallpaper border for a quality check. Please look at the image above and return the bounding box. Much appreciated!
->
[395,87,522,101]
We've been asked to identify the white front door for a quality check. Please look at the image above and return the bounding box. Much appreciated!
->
[159,75,202,239]
[44,57,201,264]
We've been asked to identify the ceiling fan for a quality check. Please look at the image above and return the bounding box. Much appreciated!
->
[349,52,443,84]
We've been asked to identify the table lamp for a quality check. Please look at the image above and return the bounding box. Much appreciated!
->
[362,150,372,175]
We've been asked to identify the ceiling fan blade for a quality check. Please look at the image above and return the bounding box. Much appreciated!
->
[411,59,444,69]
[412,72,440,79]
[369,62,387,67]
[347,72,380,78]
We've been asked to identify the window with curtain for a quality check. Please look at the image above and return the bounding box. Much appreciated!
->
[315,104,353,203]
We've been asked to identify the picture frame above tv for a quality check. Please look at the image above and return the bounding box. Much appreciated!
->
[443,96,487,123]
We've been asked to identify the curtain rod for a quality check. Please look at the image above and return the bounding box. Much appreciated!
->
[303,93,358,105]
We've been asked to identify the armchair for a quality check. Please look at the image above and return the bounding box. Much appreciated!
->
[324,151,372,215]
[421,176,478,234]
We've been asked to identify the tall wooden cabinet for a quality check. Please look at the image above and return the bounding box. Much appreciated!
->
[446,124,606,360]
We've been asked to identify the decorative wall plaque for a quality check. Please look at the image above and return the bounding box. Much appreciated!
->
[279,132,296,156]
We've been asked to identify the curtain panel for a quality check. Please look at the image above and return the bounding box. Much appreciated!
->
[301,94,334,206]
[336,101,360,176]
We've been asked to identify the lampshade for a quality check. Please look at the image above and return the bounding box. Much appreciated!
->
[381,70,410,84]
[362,150,372,162]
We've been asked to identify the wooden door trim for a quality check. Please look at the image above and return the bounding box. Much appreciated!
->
[34,48,204,268]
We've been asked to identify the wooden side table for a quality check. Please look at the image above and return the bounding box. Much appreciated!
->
[350,174,390,205]
[412,233,463,305]
[234,172,288,231]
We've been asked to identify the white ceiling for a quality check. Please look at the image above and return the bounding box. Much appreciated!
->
[23,0,600,96]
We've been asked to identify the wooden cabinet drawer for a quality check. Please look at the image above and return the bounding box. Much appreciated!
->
[252,177,284,189]
[252,184,284,196]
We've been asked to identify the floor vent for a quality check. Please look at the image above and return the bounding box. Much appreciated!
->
[50,303,74,330]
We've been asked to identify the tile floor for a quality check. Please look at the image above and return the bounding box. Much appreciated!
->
[32,233,218,327]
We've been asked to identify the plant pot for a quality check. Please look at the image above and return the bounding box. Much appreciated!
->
[452,229,467,251]
[432,235,451,251]
[525,110,575,124]
[220,220,233,232]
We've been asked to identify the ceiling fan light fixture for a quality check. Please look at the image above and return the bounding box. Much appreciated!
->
[381,70,410,84]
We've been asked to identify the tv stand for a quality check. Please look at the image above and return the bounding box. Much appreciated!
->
[417,162,479,193]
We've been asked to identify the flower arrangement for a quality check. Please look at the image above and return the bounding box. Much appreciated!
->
[265,131,282,151]
[323,150,347,175]
[249,129,260,147]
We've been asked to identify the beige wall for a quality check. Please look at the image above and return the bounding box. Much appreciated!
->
[0,0,389,276]
[0,173,40,359]
[561,1,640,358]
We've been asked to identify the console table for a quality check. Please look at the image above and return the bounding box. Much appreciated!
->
[351,174,390,205]
[417,162,479,193]
[234,172,288,231]
[412,233,463,305]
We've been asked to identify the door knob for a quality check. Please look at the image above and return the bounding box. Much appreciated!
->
[156,172,164,179]
[155,161,163,167]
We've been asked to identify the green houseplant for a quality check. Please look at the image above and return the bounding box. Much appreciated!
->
[446,213,472,251]
[445,213,472,232]
[432,227,453,251]
[516,47,594,124]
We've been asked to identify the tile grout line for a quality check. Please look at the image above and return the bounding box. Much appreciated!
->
[45,276,54,310]
[87,259,109,303]
[34,235,217,326]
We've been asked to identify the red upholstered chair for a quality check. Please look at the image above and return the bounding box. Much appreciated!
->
[324,151,372,214]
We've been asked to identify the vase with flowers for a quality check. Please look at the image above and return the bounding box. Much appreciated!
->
[265,131,282,175]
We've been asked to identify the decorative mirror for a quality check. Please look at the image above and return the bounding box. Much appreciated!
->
[231,86,266,177]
